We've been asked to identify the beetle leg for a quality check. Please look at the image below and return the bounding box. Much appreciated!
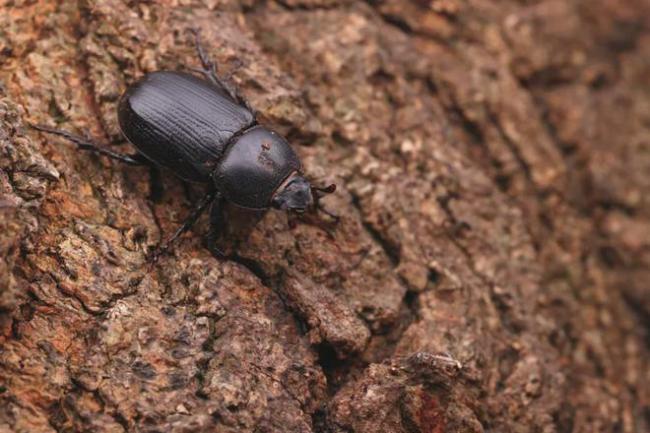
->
[31,124,147,166]
[311,183,340,223]
[190,29,230,93]
[293,213,337,239]
[190,29,220,83]
[287,214,298,230]
[316,204,340,223]
[189,29,256,116]
[227,85,255,115]
[150,189,217,262]
[148,166,164,203]
[207,193,227,258]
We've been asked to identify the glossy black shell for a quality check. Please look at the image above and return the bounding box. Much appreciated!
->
[118,71,255,182]
[118,71,303,210]
[215,126,301,209]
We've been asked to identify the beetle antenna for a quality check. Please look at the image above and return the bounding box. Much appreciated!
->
[312,183,336,195]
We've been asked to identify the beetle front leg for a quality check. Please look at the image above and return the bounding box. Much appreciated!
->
[312,183,340,223]
[316,204,340,222]
[207,193,227,258]
[150,189,217,262]
[31,124,148,166]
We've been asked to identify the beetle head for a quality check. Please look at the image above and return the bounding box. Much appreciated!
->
[272,176,314,213]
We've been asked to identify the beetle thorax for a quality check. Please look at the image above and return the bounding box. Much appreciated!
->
[213,125,302,210]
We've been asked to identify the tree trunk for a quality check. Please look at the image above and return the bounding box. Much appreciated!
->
[1,1,648,432]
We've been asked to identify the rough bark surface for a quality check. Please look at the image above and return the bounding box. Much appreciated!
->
[1,1,648,432]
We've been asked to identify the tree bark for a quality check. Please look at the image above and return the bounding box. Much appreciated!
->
[1,1,649,432]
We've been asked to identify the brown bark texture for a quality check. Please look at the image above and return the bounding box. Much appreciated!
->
[1,0,649,432]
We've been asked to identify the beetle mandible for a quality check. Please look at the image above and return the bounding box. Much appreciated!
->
[33,30,337,258]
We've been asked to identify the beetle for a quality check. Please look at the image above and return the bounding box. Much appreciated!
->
[33,30,337,258]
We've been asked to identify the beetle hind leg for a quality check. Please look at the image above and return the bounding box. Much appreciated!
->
[31,124,147,166]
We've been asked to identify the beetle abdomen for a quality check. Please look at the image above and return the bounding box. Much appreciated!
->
[118,71,255,182]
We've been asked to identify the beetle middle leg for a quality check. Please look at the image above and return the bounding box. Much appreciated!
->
[206,194,227,258]
[31,124,148,166]
[189,29,255,114]
[150,189,218,261]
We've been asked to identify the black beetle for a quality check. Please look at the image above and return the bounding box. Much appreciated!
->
[33,31,336,258]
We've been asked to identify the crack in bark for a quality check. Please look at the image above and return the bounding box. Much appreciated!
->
[69,376,132,433]
[364,0,453,45]
[350,194,400,266]
[484,110,536,192]
[48,271,103,317]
